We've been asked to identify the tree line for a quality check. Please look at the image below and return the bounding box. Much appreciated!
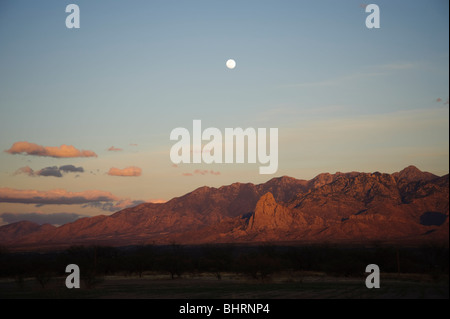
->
[0,243,448,288]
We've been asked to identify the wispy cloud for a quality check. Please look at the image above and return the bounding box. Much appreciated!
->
[83,199,145,212]
[0,188,119,205]
[5,141,97,158]
[182,170,221,176]
[107,166,142,177]
[285,62,416,89]
[108,146,123,152]
[14,166,35,177]
[281,107,449,173]
[378,62,416,70]
[285,71,386,88]
[437,97,449,105]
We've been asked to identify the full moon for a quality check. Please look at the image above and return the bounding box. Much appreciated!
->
[226,59,236,69]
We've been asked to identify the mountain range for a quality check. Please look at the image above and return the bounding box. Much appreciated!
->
[0,166,448,250]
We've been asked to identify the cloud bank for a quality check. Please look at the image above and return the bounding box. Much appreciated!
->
[0,188,118,205]
[5,141,97,158]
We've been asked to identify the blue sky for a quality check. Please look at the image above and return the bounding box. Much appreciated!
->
[0,0,448,224]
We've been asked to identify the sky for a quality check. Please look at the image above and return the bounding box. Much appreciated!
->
[0,0,448,225]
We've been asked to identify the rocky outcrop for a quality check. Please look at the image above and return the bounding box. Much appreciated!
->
[247,193,303,231]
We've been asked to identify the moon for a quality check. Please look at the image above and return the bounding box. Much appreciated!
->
[226,59,236,69]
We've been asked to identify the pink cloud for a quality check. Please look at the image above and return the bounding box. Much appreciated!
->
[108,146,123,152]
[182,170,221,176]
[194,169,208,175]
[172,164,178,168]
[437,97,449,105]
[5,141,97,158]
[14,166,35,176]
[107,166,142,177]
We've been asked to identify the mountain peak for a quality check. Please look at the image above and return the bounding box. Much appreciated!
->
[270,176,299,183]
[393,165,437,182]
[401,165,422,174]
[0,220,56,243]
